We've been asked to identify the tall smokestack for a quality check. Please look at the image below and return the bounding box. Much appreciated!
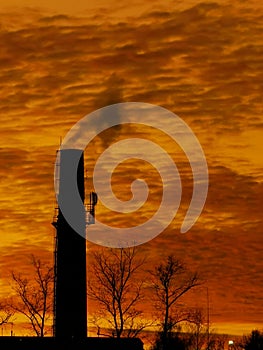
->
[53,149,87,339]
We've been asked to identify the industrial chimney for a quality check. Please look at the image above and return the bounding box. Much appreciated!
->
[52,149,87,339]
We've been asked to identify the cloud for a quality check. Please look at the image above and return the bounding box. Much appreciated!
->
[0,1,262,329]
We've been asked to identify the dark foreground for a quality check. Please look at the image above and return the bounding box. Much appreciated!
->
[0,336,144,350]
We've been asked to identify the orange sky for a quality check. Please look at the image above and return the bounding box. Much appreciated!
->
[0,0,263,337]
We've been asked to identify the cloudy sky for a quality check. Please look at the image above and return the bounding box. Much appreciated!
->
[0,0,262,336]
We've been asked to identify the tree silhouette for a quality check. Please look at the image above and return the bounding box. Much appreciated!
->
[243,330,263,350]
[151,255,201,349]
[88,247,148,338]
[0,301,13,326]
[10,255,53,336]
[186,308,208,350]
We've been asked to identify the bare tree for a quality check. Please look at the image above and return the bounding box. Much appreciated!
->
[151,255,201,348]
[88,247,148,338]
[10,255,53,336]
[186,308,208,350]
[0,301,13,326]
[207,333,229,350]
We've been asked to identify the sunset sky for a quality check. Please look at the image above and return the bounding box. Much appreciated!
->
[0,0,262,337]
